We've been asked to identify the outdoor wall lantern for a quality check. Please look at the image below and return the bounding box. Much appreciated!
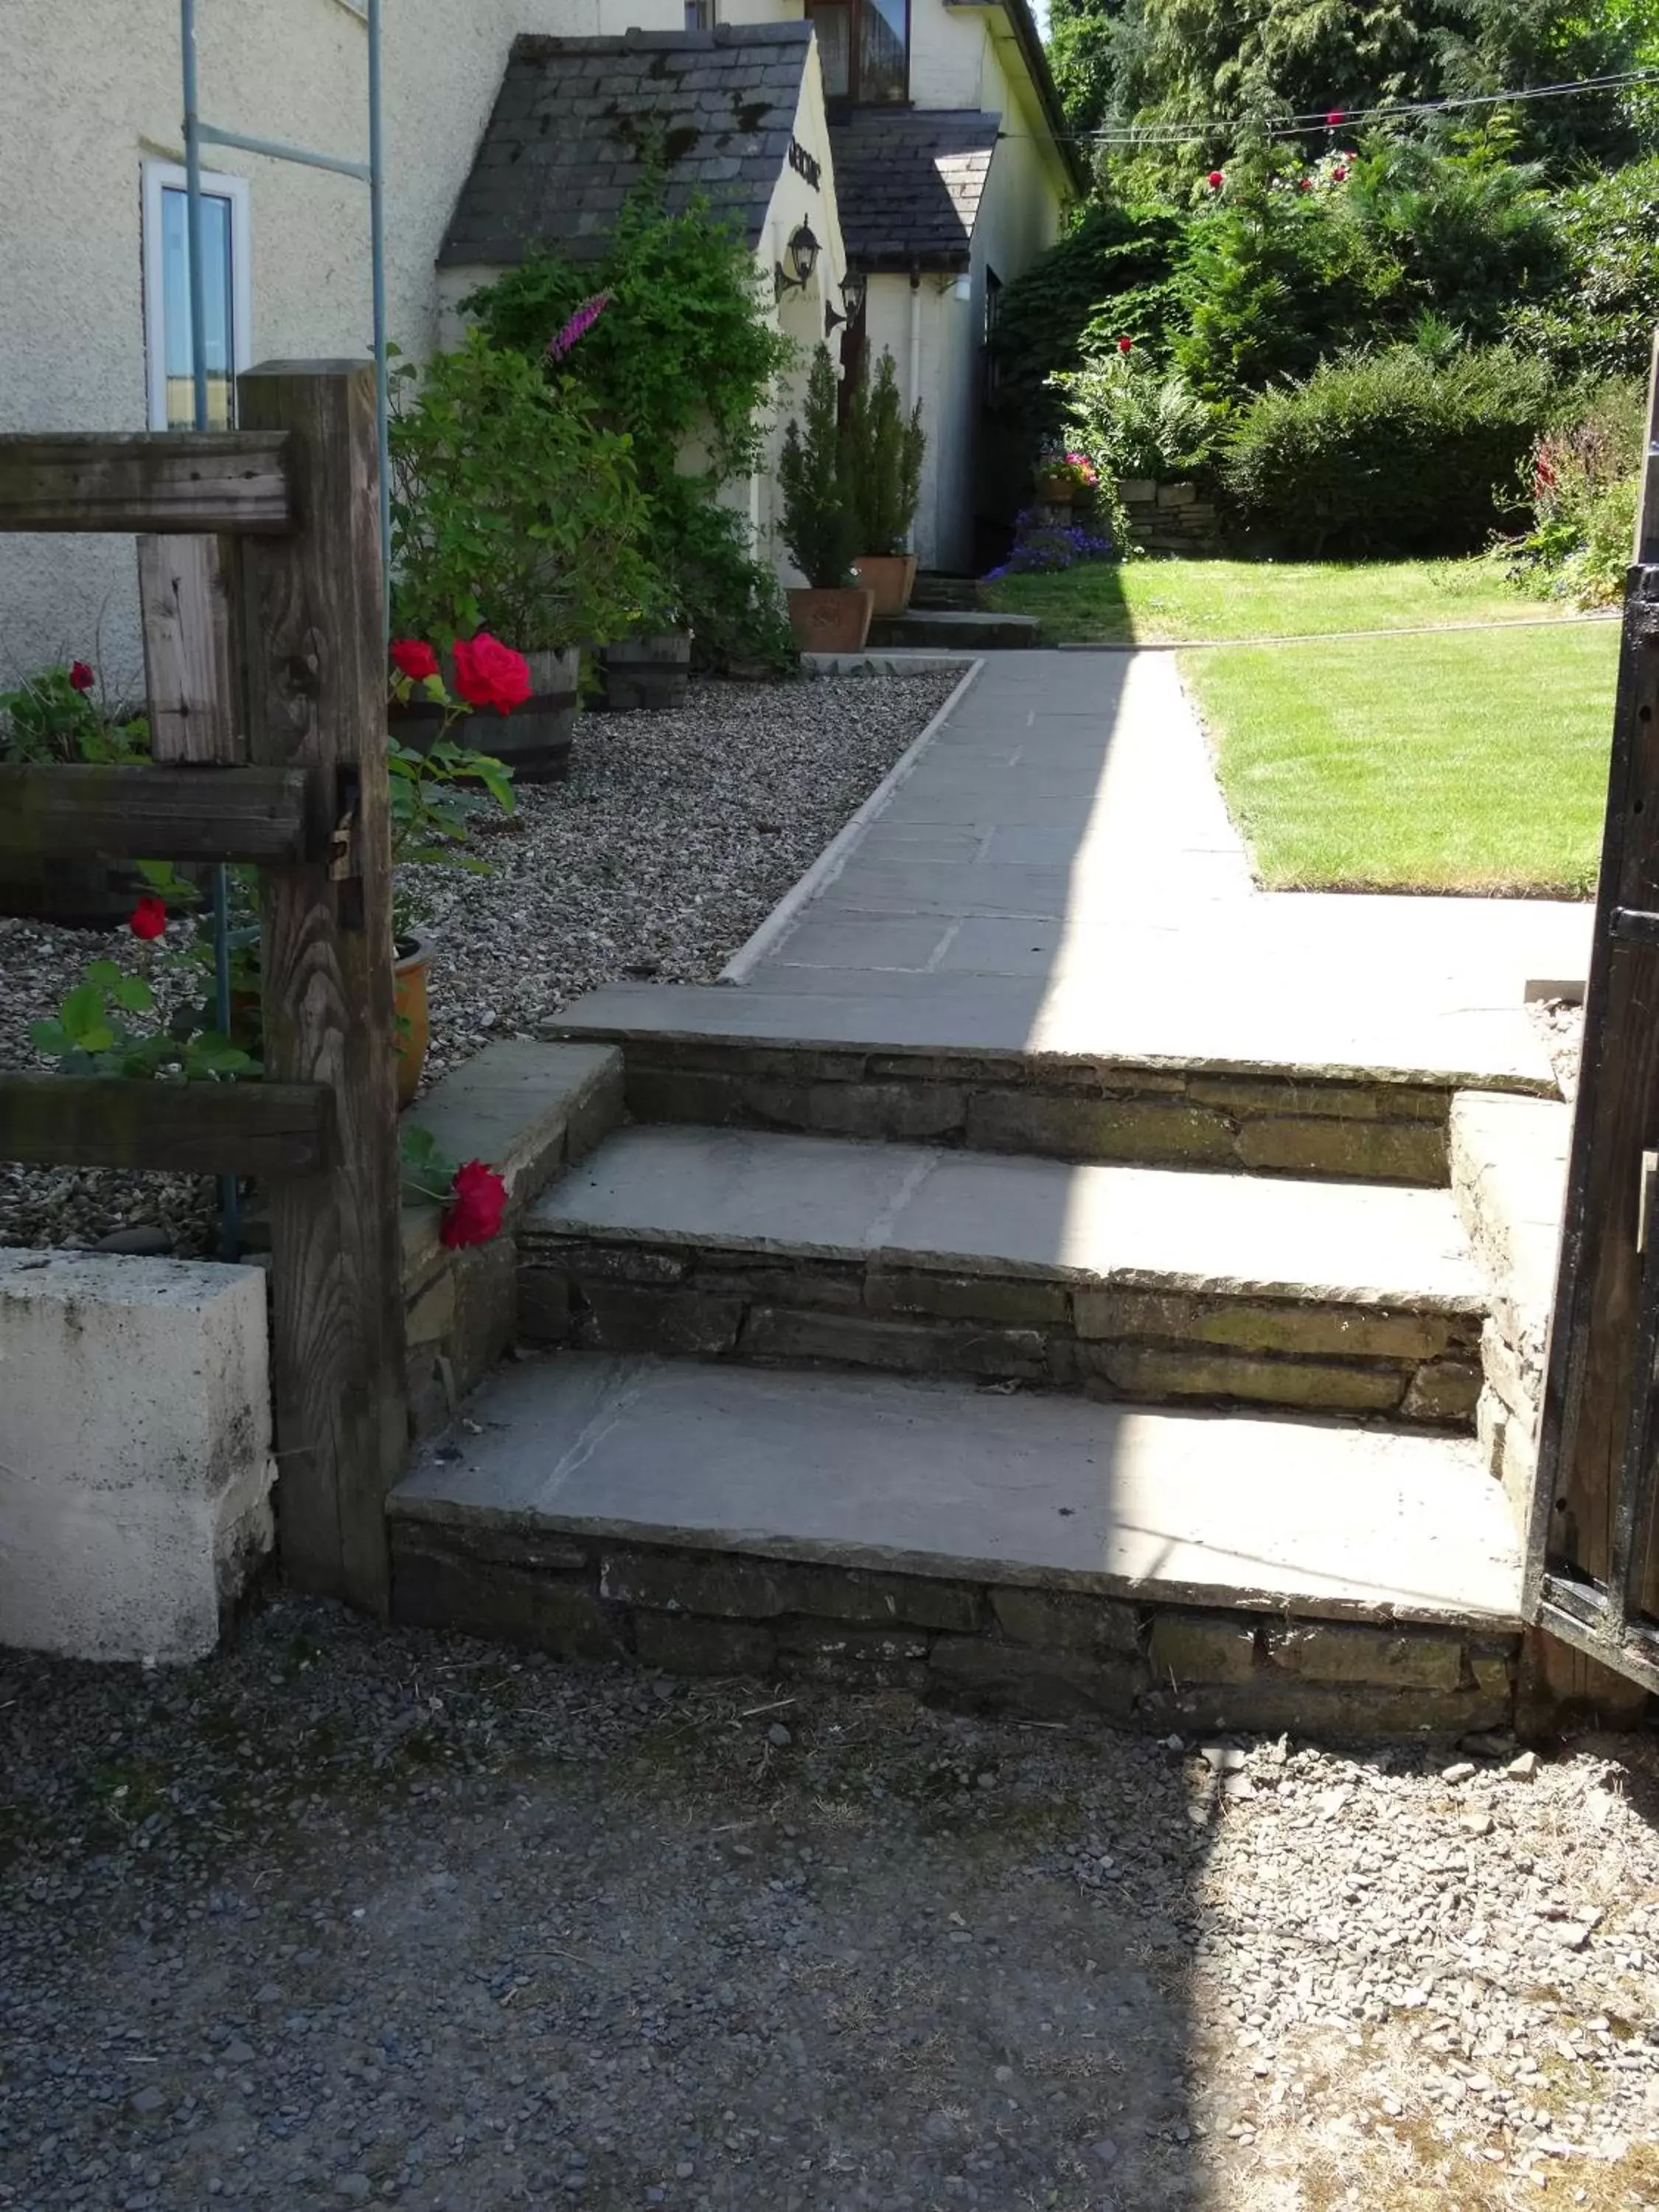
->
[841,267,866,319]
[774,220,822,302]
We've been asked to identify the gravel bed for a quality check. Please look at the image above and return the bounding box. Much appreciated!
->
[0,675,957,1254]
[2,1596,1658,2212]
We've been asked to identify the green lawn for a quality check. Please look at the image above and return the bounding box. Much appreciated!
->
[1185,622,1617,895]
[983,556,1592,644]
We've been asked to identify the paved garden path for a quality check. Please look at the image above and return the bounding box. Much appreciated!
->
[695,650,1590,1090]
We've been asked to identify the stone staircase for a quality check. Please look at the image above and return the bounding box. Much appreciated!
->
[387,1015,1535,1742]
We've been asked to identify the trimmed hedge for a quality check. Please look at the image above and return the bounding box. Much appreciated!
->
[1220,346,1557,556]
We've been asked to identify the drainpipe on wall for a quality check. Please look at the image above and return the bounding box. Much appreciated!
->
[907,261,922,555]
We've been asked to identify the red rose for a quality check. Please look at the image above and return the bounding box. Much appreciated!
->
[1326,108,1344,126]
[129,896,167,940]
[391,639,439,683]
[440,1159,508,1248]
[69,661,94,692]
[1206,170,1223,190]
[1332,164,1348,182]
[451,633,532,716]
[1298,177,1312,191]
[1116,335,1133,355]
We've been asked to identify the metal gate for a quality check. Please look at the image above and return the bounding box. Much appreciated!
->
[1530,335,1659,1698]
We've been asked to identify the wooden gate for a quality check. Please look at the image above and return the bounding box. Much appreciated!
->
[1529,336,1659,1710]
[0,360,408,1613]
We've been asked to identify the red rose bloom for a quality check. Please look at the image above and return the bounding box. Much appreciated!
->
[391,639,439,683]
[1326,108,1344,126]
[451,633,532,716]
[129,896,167,941]
[1298,177,1313,191]
[1116,335,1133,355]
[440,1159,509,1248]
[69,661,94,692]
[1332,164,1348,181]
[1206,170,1223,190]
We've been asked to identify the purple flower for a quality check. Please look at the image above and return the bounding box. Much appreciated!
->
[548,291,611,363]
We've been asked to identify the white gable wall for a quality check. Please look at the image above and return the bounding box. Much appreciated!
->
[0,0,679,693]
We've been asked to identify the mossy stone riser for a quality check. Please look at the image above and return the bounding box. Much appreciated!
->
[388,1520,1517,1738]
[608,1041,1453,1185]
[517,1236,1484,1426]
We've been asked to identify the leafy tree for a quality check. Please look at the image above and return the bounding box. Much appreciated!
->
[1502,155,1659,375]
[1047,0,1126,134]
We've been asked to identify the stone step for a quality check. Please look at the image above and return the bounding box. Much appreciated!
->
[388,1352,1521,1737]
[546,987,1493,1186]
[909,572,984,612]
[518,1124,1486,1425]
[868,611,1040,651]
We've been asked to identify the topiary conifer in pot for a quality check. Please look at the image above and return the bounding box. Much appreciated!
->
[777,347,873,652]
[844,348,925,616]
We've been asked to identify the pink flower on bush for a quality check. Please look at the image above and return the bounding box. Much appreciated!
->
[129,897,167,941]
[441,1159,508,1248]
[69,661,94,692]
[391,639,440,683]
[548,291,611,364]
[451,633,532,715]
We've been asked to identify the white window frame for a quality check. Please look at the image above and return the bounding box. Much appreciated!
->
[142,159,253,431]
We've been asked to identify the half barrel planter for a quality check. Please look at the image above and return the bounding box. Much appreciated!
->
[600,631,692,712]
[388,646,582,783]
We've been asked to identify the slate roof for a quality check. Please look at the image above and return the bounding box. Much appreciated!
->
[439,25,813,270]
[827,111,1001,273]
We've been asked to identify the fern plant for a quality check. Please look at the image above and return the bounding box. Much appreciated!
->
[841,349,925,556]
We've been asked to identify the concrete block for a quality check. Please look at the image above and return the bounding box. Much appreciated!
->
[1085,1342,1406,1414]
[1402,1360,1483,1424]
[1074,1288,1451,1363]
[990,1585,1141,1655]
[1265,1620,1463,1691]
[929,1636,1142,1719]
[1148,1610,1259,1684]
[0,1253,274,1662]
[406,1039,623,1216]
[1237,1116,1446,1185]
[966,1091,1237,1166]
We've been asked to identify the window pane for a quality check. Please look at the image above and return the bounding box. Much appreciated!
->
[809,1,851,97]
[858,0,906,101]
[160,186,234,429]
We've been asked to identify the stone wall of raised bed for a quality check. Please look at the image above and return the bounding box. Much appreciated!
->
[389,1517,1518,1739]
[1117,479,1222,557]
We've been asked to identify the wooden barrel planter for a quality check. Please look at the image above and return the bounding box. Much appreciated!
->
[600,632,692,712]
[388,647,581,784]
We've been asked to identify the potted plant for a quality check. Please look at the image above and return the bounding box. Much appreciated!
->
[389,330,656,779]
[1034,449,1099,506]
[777,347,873,653]
[843,349,926,617]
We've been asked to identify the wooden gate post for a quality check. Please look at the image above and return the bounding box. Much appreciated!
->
[235,359,407,1613]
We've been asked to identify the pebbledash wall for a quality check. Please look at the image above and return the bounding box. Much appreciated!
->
[0,0,681,698]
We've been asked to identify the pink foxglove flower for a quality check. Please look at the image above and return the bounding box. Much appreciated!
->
[548,291,611,363]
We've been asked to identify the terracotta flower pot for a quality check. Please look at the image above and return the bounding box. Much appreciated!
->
[1036,473,1077,504]
[852,554,919,618]
[394,935,433,1110]
[785,587,876,653]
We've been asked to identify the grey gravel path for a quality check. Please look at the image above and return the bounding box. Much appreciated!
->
[0,674,955,1255]
[3,1596,1658,2212]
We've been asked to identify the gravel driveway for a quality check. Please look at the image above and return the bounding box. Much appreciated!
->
[0,672,958,1254]
[3,1596,1658,2212]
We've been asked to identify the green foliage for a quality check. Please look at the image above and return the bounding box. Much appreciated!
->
[389,331,655,652]
[29,961,255,1081]
[463,175,792,484]
[841,349,926,555]
[1503,157,1659,378]
[1339,142,1559,338]
[1508,377,1647,605]
[777,348,858,590]
[387,737,515,872]
[399,1124,461,1207]
[461,175,796,669]
[988,201,1187,438]
[1047,0,1125,134]
[0,667,148,764]
[650,481,797,674]
[1220,343,1557,554]
[1056,346,1215,481]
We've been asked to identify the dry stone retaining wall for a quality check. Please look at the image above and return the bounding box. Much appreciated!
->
[389,1515,1517,1738]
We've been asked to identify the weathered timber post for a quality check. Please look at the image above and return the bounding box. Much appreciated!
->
[235,359,407,1611]
[138,533,243,763]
